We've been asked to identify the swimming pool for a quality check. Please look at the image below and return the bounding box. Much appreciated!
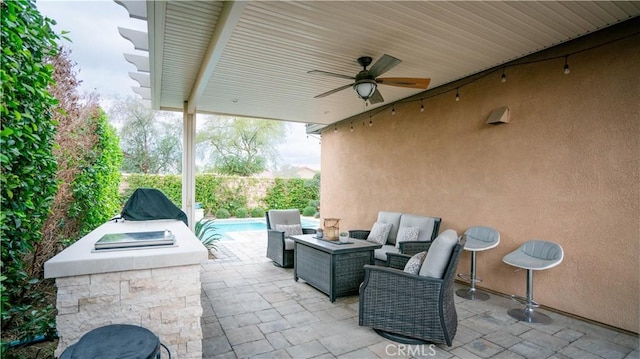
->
[206,217,319,240]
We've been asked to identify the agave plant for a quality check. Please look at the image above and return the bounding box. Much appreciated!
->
[194,218,221,250]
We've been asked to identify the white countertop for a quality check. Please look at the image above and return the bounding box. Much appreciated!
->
[44,219,208,278]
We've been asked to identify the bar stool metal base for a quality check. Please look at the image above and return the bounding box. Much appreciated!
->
[456,250,491,301]
[456,287,490,301]
[507,269,553,324]
[508,307,552,324]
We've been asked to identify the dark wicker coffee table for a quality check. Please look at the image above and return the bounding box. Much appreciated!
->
[291,234,382,302]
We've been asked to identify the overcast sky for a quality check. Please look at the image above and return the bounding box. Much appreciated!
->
[36,0,321,170]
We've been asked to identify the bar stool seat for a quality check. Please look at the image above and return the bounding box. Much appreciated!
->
[60,324,163,359]
[503,240,564,324]
[456,226,500,301]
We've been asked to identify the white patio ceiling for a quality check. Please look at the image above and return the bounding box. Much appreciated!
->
[116,1,639,128]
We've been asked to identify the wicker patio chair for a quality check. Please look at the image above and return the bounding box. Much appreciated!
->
[266,209,316,267]
[359,236,465,346]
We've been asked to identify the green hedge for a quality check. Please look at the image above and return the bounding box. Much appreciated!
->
[70,109,123,237]
[264,178,319,212]
[1,0,61,346]
[121,174,249,216]
[122,173,182,205]
[121,174,319,217]
[250,207,265,218]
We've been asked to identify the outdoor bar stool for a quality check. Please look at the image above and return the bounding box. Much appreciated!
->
[503,240,564,324]
[60,324,170,358]
[456,226,500,301]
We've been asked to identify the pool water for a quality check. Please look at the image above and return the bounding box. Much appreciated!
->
[206,218,319,240]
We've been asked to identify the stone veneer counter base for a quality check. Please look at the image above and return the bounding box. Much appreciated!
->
[45,219,208,358]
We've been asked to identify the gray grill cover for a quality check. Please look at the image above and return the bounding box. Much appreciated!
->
[121,188,188,226]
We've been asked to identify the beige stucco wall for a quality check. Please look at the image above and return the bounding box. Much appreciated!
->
[319,21,639,333]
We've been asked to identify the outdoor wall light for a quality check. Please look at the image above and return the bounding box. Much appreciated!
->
[486,106,510,125]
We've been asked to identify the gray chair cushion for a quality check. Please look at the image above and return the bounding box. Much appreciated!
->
[419,229,458,278]
[464,226,500,251]
[267,209,302,229]
[399,214,437,242]
[377,211,402,244]
[367,222,393,245]
[503,240,564,270]
[374,244,399,262]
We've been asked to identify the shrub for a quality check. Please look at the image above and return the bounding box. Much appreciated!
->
[264,178,319,211]
[302,206,316,217]
[70,109,123,237]
[194,219,221,251]
[235,207,249,218]
[215,208,231,219]
[250,207,265,218]
[308,199,320,209]
[1,0,61,346]
[195,174,248,217]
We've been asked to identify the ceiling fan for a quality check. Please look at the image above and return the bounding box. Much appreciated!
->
[308,54,430,104]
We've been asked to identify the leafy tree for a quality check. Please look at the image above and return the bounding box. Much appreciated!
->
[197,116,286,176]
[109,96,182,174]
[38,49,122,269]
[1,0,60,346]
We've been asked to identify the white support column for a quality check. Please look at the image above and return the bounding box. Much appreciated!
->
[182,102,196,230]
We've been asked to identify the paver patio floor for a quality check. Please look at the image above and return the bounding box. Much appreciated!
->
[199,231,638,359]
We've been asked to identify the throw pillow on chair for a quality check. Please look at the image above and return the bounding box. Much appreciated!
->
[403,251,427,275]
[367,222,393,245]
[275,224,303,238]
[395,226,420,248]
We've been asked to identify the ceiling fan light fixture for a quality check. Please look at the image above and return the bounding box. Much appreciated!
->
[353,79,377,100]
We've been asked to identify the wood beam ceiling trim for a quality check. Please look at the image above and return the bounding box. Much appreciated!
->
[186,1,248,114]
[148,0,166,110]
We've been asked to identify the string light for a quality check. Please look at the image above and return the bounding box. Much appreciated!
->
[329,34,628,136]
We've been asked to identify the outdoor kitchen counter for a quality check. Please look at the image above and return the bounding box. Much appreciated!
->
[44,219,207,359]
[44,219,207,278]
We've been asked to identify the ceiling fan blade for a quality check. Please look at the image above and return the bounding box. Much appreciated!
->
[368,54,401,77]
[314,83,354,98]
[377,77,431,89]
[368,89,384,104]
[307,70,355,80]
